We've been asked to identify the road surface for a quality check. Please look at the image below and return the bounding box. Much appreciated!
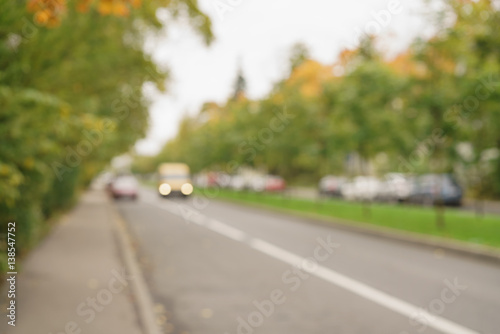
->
[116,187,500,334]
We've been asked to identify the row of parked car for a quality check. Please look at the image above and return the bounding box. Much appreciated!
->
[319,173,463,206]
[194,171,287,192]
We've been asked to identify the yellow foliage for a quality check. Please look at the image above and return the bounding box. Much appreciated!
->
[60,105,70,119]
[271,92,285,105]
[286,60,334,98]
[388,52,428,78]
[98,0,131,16]
[23,157,35,170]
[0,164,9,177]
[388,49,456,79]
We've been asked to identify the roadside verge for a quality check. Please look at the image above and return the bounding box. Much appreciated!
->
[210,194,500,264]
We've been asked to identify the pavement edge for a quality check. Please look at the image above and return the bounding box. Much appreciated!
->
[108,199,162,334]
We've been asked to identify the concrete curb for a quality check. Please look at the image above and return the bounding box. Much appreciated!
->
[213,196,500,265]
[109,199,162,334]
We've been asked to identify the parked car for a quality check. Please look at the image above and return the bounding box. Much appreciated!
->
[213,172,231,188]
[247,174,266,192]
[376,173,414,203]
[341,176,382,201]
[265,175,286,192]
[407,174,463,206]
[109,175,139,200]
[318,175,346,197]
[229,174,246,191]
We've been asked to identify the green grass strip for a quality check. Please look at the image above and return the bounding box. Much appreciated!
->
[202,189,500,249]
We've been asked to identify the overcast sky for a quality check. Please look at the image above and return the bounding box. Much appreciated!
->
[135,0,431,156]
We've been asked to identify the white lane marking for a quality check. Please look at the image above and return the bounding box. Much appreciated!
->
[249,238,303,266]
[148,199,479,334]
[206,219,247,242]
[251,238,478,334]
[189,213,206,226]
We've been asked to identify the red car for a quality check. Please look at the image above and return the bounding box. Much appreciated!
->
[265,175,286,192]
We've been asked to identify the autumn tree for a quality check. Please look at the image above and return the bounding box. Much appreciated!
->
[0,0,213,268]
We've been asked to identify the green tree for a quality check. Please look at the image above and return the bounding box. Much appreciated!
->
[0,0,212,268]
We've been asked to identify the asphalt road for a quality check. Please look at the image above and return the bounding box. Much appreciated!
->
[116,187,500,334]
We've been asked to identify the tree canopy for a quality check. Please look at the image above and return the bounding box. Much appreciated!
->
[145,0,500,198]
[0,0,212,263]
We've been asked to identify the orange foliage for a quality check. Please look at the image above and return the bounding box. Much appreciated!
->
[27,0,142,27]
[28,0,66,27]
[388,48,456,79]
[98,0,127,16]
[76,0,93,12]
[286,60,334,98]
[388,51,428,78]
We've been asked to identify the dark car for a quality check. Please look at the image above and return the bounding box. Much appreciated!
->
[407,174,462,206]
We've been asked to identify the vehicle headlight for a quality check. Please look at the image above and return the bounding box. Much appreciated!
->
[181,183,193,195]
[159,183,171,195]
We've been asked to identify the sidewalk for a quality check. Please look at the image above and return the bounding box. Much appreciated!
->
[0,190,143,334]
